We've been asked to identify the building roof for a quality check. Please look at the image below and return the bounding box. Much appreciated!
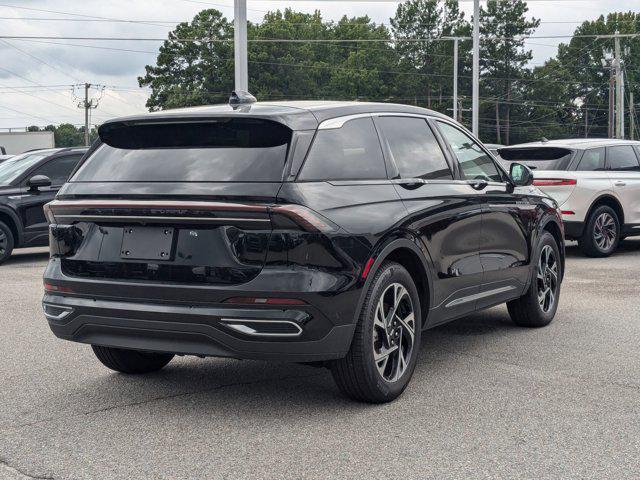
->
[100,100,449,131]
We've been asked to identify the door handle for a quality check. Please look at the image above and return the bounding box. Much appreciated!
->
[394,178,426,189]
[614,181,626,187]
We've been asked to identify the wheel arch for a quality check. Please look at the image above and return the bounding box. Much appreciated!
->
[355,234,434,330]
[0,207,23,247]
[586,194,625,227]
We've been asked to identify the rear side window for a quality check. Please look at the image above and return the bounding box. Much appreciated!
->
[577,148,605,171]
[377,117,452,180]
[498,147,573,170]
[298,117,386,181]
[32,154,84,185]
[607,146,640,171]
[72,119,291,182]
[436,121,502,182]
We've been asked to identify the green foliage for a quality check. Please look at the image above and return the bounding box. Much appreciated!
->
[137,3,639,144]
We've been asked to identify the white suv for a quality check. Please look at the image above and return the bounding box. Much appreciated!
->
[498,139,640,257]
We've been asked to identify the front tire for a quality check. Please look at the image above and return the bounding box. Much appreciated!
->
[508,231,561,328]
[92,345,174,374]
[0,220,15,265]
[578,206,620,257]
[330,262,422,403]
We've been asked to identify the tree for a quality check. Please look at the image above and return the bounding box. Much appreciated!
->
[53,124,83,147]
[138,9,234,109]
[391,0,470,111]
[479,0,539,144]
[27,125,40,132]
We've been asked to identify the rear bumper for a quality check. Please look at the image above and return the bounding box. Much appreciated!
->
[563,221,584,240]
[42,258,361,362]
[44,293,355,362]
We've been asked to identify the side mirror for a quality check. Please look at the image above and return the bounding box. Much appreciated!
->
[509,163,533,187]
[27,175,52,191]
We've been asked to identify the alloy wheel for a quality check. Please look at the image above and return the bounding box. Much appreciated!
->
[536,245,558,313]
[0,230,6,256]
[593,212,616,251]
[372,283,415,382]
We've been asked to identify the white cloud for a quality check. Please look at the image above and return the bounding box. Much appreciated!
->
[0,0,635,128]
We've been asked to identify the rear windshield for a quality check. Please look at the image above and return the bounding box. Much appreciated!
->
[71,119,291,182]
[497,147,573,170]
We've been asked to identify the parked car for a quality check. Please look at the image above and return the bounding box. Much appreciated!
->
[498,139,640,257]
[484,143,504,156]
[42,98,564,403]
[0,147,87,264]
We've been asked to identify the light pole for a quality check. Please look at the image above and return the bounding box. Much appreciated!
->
[234,0,248,92]
[472,0,480,137]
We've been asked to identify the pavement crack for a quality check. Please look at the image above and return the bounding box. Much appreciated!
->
[0,460,54,480]
[7,371,325,431]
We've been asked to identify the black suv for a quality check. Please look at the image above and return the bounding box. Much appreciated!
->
[0,147,87,263]
[43,100,564,403]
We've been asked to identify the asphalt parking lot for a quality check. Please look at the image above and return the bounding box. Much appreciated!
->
[1,242,639,480]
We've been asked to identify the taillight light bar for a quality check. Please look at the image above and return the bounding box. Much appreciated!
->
[44,282,73,294]
[533,178,577,187]
[270,204,339,233]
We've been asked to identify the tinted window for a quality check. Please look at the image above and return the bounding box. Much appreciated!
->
[73,119,291,182]
[377,117,452,180]
[299,117,386,181]
[577,148,605,171]
[32,154,83,185]
[499,147,573,170]
[608,146,640,171]
[0,151,52,185]
[437,122,502,182]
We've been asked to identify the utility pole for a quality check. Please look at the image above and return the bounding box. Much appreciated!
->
[630,90,635,141]
[453,37,458,122]
[584,105,588,138]
[83,83,90,146]
[603,50,615,138]
[472,0,480,137]
[614,31,623,139]
[234,0,248,92]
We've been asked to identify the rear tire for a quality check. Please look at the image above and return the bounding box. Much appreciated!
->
[92,345,174,374]
[330,261,422,403]
[508,232,561,328]
[578,205,620,257]
[0,220,15,265]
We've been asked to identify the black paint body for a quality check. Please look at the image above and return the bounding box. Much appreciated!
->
[43,103,564,362]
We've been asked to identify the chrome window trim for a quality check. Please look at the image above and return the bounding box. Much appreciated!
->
[317,113,373,130]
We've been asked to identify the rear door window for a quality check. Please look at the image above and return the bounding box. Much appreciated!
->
[607,146,640,171]
[436,121,503,182]
[299,117,387,181]
[577,148,605,171]
[376,116,452,180]
[72,119,292,182]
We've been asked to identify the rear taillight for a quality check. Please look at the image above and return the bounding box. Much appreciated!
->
[44,282,73,294]
[44,202,56,223]
[533,178,577,187]
[270,204,339,233]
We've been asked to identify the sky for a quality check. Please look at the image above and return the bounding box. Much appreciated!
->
[0,0,636,130]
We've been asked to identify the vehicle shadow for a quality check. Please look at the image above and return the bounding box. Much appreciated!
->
[39,307,517,420]
[565,238,640,258]
[2,248,49,267]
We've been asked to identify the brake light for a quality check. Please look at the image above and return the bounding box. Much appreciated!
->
[533,178,577,187]
[44,282,73,294]
[270,204,339,233]
[223,297,307,306]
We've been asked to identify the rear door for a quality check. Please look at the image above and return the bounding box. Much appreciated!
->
[435,120,532,308]
[18,153,84,246]
[606,145,640,227]
[375,115,485,322]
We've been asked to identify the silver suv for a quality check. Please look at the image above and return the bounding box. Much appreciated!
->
[498,139,640,257]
